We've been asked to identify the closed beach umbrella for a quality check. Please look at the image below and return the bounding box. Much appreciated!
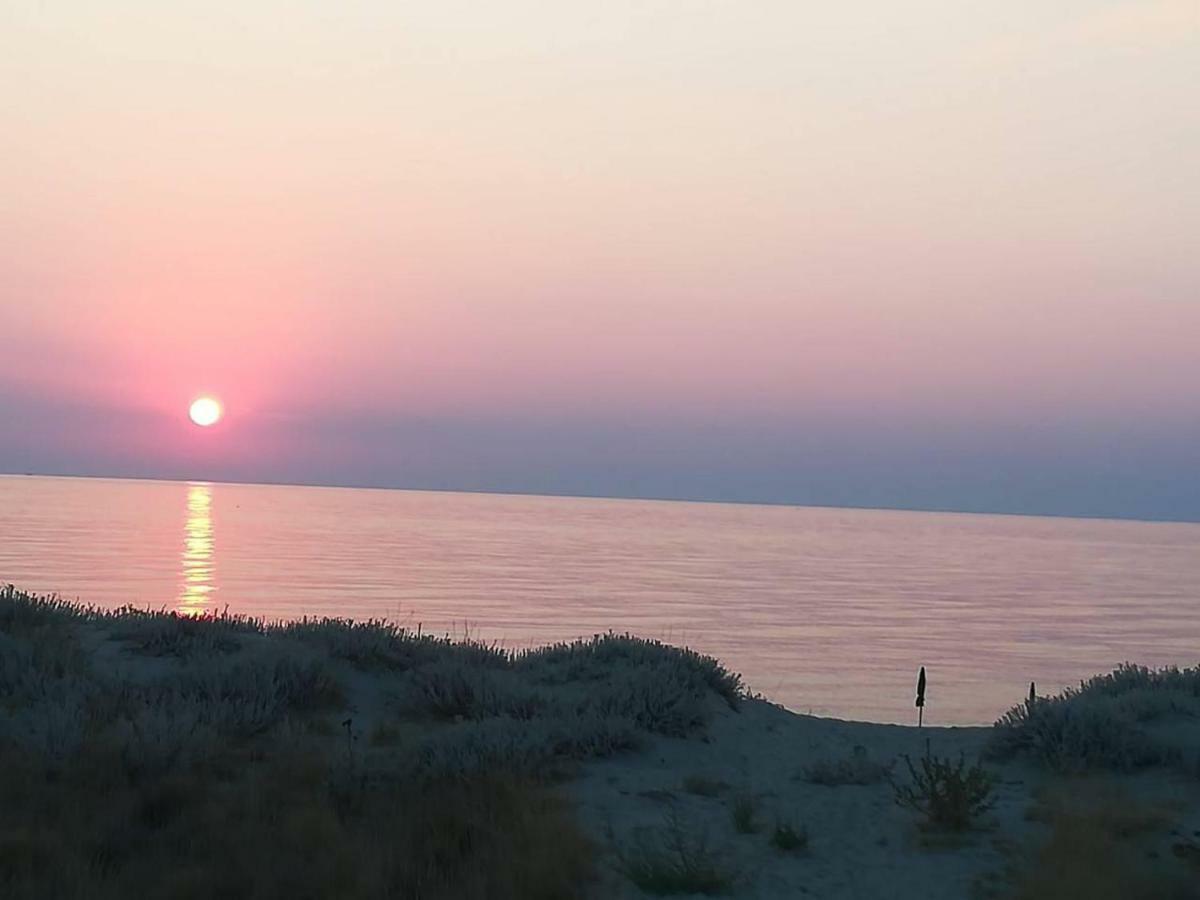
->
[915,666,926,727]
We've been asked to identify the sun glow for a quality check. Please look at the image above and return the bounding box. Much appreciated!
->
[188,397,222,427]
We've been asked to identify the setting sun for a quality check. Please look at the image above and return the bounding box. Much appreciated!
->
[188,397,222,427]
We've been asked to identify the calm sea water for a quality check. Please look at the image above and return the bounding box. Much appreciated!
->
[2,474,1198,724]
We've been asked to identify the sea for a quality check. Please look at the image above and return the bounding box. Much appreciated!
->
[3,473,1198,725]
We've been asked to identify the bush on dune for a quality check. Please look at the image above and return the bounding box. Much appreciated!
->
[0,585,85,636]
[0,588,597,899]
[398,660,548,722]
[989,664,1200,772]
[411,712,641,780]
[0,588,759,900]
[275,616,508,671]
[516,633,745,709]
[102,606,262,657]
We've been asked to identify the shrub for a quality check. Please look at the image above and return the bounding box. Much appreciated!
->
[731,790,760,834]
[988,664,1200,772]
[770,818,808,853]
[580,666,710,737]
[516,633,744,708]
[273,617,499,671]
[400,662,547,721]
[277,617,404,667]
[616,810,738,896]
[0,585,84,636]
[682,774,728,797]
[103,606,260,657]
[892,753,995,831]
[411,712,640,780]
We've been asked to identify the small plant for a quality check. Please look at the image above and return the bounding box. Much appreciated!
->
[893,752,995,831]
[770,818,808,853]
[730,790,760,834]
[617,810,738,895]
[682,774,728,797]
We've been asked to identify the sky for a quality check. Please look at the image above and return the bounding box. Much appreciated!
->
[2,1,1198,521]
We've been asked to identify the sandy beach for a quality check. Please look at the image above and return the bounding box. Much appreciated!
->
[571,697,1200,898]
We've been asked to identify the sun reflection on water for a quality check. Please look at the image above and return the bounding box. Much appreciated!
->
[179,482,215,616]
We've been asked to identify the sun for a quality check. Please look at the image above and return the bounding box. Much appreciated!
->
[188,397,223,427]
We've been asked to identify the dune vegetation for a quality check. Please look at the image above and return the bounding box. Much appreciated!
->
[4,583,1200,899]
[988,663,1200,773]
[0,585,743,899]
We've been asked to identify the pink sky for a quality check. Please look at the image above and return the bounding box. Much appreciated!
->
[2,1,1198,518]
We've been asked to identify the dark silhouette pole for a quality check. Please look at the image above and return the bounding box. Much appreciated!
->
[915,666,926,728]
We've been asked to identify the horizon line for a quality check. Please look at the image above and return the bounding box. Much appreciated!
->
[3,469,1197,528]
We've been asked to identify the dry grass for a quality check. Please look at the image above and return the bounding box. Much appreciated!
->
[1006,783,1197,900]
[0,741,595,900]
